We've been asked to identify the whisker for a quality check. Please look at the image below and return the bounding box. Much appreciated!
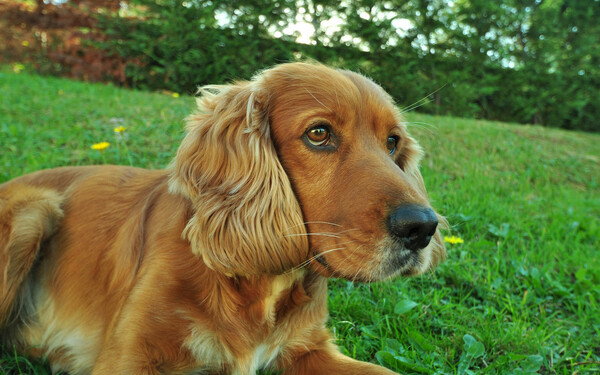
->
[320,240,358,249]
[314,247,348,257]
[284,246,349,274]
[400,97,432,114]
[283,235,361,275]
[404,122,438,133]
[335,228,360,235]
[282,232,342,239]
[344,244,365,283]
[283,221,343,233]
[351,267,361,283]
[400,88,439,113]
[404,121,438,129]
[283,228,359,240]
[319,242,365,282]
[304,221,343,227]
[305,88,333,113]
[400,83,448,114]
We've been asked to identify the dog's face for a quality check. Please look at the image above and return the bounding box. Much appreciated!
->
[170,63,445,280]
[263,65,445,281]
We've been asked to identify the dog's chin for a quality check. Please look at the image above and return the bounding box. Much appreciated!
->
[381,241,434,279]
[384,251,428,278]
[309,241,433,282]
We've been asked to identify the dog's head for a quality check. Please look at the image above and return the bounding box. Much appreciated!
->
[169,62,446,279]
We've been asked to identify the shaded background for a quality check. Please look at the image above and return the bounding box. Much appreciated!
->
[1,0,599,132]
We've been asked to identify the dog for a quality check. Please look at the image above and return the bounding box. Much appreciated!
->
[0,62,446,374]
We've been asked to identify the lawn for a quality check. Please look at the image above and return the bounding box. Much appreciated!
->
[1,69,599,374]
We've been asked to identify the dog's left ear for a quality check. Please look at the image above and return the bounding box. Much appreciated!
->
[397,133,447,268]
[169,80,308,276]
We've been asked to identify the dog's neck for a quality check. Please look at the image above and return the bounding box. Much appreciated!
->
[223,268,312,323]
[183,268,328,373]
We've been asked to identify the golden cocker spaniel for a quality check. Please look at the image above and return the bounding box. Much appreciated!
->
[0,62,446,374]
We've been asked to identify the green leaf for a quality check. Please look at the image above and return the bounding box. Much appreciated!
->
[407,329,436,352]
[575,268,587,281]
[384,338,405,355]
[488,223,510,238]
[459,334,486,373]
[375,351,433,374]
[394,300,419,315]
[520,355,543,372]
[463,334,485,359]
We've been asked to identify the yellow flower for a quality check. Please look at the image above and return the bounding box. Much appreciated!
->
[12,63,25,73]
[91,142,110,151]
[444,235,464,245]
[114,126,126,133]
[21,41,29,47]
[172,93,180,98]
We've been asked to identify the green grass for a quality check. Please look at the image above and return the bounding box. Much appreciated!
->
[1,70,599,374]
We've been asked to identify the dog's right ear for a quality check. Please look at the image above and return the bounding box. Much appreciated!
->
[169,80,309,276]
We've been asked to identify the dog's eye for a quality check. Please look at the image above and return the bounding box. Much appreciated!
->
[306,125,331,147]
[386,136,399,154]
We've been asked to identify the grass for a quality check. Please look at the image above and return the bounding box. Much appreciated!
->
[1,69,599,374]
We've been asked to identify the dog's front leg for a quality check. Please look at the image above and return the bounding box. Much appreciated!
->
[281,342,398,375]
[92,363,160,375]
[91,334,165,375]
[91,349,161,375]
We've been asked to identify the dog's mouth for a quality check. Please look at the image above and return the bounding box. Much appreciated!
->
[310,239,429,281]
[387,248,425,277]
[390,249,417,270]
[311,250,376,282]
[313,251,330,269]
[377,236,434,278]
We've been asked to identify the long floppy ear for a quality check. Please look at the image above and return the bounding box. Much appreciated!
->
[169,79,308,276]
[397,132,448,268]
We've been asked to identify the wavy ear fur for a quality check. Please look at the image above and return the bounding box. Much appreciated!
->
[169,79,308,276]
[398,133,447,268]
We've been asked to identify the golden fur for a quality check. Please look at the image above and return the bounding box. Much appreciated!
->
[0,62,446,374]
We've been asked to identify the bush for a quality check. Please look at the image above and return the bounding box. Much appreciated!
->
[3,0,598,132]
[97,2,299,93]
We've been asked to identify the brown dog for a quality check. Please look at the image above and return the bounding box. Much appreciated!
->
[0,62,446,374]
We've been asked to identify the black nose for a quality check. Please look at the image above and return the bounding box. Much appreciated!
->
[387,204,438,251]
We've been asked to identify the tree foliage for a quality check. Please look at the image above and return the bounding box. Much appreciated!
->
[86,0,600,131]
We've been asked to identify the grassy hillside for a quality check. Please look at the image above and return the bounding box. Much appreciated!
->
[1,70,599,374]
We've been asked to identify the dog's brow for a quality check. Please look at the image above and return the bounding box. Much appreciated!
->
[304,88,333,113]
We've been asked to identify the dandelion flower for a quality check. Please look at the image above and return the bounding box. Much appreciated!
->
[444,235,464,245]
[172,93,180,98]
[12,63,25,73]
[21,41,29,47]
[91,142,110,151]
[114,126,126,133]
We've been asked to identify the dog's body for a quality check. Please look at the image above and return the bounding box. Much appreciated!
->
[0,166,334,374]
[0,63,445,374]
